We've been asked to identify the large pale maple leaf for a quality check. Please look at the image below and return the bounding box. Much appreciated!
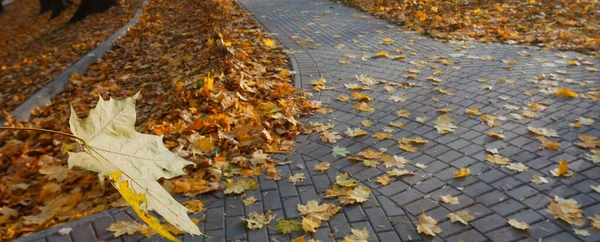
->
[67,93,201,241]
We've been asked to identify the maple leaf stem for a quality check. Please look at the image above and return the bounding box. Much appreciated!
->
[0,127,87,145]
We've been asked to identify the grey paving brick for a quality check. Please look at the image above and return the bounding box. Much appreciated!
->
[490,199,527,216]
[445,229,488,242]
[472,214,508,233]
[377,196,405,216]
[364,207,393,232]
[487,226,528,242]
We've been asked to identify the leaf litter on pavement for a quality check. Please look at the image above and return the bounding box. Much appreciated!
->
[1,0,600,240]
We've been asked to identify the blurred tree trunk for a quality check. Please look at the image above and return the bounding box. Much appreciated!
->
[0,1,4,14]
[69,0,116,22]
[39,0,68,18]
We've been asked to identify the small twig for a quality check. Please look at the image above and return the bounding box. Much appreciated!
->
[0,127,86,145]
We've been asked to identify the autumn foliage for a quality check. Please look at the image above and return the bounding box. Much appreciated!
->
[0,0,143,117]
[0,0,318,239]
[342,0,599,56]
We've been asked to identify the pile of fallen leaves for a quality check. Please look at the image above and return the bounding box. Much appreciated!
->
[0,0,319,239]
[342,0,599,56]
[0,0,143,118]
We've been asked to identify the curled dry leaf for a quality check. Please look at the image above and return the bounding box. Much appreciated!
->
[537,136,561,150]
[353,102,375,112]
[550,159,573,177]
[288,173,306,184]
[486,154,510,165]
[387,169,415,177]
[440,194,459,205]
[336,173,357,188]
[453,168,470,178]
[108,221,144,238]
[242,211,276,230]
[243,196,257,206]
[447,210,474,225]
[361,120,373,127]
[297,200,341,233]
[589,214,600,230]
[372,133,393,140]
[434,115,457,134]
[573,229,590,237]
[274,220,302,235]
[182,200,204,213]
[547,196,585,226]
[376,176,391,186]
[506,163,529,173]
[531,175,549,185]
[313,162,331,172]
[591,185,600,194]
[342,228,370,242]
[507,218,530,230]
[528,126,559,137]
[585,150,600,163]
[554,88,578,98]
[488,131,505,139]
[417,213,443,236]
[345,127,367,137]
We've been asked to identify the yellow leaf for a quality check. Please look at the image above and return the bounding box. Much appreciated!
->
[550,159,573,177]
[486,154,510,165]
[434,115,457,134]
[361,120,373,127]
[242,211,275,230]
[507,219,530,230]
[488,131,505,139]
[313,162,330,172]
[377,176,391,186]
[389,121,405,128]
[396,109,411,118]
[343,228,370,242]
[358,150,382,159]
[351,92,372,102]
[399,143,418,152]
[204,73,214,90]
[453,168,470,178]
[264,38,276,48]
[372,133,393,140]
[554,88,578,98]
[465,107,481,115]
[67,92,200,240]
[108,221,144,238]
[417,213,442,236]
[353,102,374,112]
[183,200,204,213]
[547,196,584,226]
[537,136,561,150]
[440,194,459,205]
[447,210,474,225]
[110,173,181,242]
[298,200,341,233]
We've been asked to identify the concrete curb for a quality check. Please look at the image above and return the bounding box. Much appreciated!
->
[2,0,149,125]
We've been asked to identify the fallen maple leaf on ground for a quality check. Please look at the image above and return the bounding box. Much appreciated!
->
[298,200,341,233]
[108,221,144,237]
[434,115,457,134]
[547,196,585,226]
[342,228,370,242]
[417,213,442,236]
[242,211,276,230]
[447,210,474,225]
[507,219,530,230]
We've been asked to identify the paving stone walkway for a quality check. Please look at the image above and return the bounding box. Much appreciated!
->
[15,0,600,241]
